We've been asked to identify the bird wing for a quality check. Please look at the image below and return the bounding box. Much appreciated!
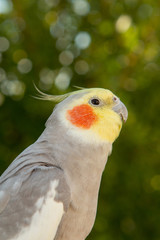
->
[0,163,71,240]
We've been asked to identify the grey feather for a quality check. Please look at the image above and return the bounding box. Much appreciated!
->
[0,164,71,239]
[0,91,113,240]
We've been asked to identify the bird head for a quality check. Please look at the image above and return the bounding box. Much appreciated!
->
[37,88,128,144]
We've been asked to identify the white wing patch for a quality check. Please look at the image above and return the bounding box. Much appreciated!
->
[12,180,64,240]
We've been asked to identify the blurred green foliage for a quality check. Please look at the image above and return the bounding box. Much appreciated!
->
[0,0,160,239]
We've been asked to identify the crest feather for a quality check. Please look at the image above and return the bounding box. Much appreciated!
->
[34,84,85,103]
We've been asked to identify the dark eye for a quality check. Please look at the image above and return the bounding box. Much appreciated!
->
[91,98,100,105]
[113,96,118,102]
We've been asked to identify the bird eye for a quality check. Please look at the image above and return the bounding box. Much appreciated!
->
[113,96,118,102]
[90,98,100,106]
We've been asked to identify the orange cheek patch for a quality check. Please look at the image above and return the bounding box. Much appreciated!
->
[67,104,98,129]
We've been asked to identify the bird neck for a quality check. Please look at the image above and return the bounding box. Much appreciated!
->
[39,119,112,188]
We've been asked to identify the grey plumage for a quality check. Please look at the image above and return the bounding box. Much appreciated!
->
[0,90,127,240]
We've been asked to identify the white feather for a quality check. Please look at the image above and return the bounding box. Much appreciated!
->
[12,180,64,240]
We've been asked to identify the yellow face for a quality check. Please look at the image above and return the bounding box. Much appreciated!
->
[63,88,127,143]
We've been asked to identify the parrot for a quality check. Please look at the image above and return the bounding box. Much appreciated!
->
[0,88,128,240]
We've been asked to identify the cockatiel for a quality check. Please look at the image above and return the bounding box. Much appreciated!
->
[0,88,128,240]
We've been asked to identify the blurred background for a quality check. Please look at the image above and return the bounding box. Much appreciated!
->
[0,0,160,239]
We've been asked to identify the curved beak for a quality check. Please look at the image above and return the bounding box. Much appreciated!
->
[112,100,128,123]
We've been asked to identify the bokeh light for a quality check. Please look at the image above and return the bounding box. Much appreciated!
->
[75,31,91,49]
[39,68,55,85]
[13,49,28,63]
[39,67,56,90]
[55,67,72,90]
[50,22,64,38]
[17,58,32,74]
[0,68,6,82]
[137,4,153,19]
[0,37,10,52]
[59,50,74,66]
[72,0,90,16]
[44,0,60,8]
[74,60,89,75]
[115,15,132,33]
[56,37,71,50]
[0,0,13,14]
[44,10,57,25]
[1,79,25,96]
